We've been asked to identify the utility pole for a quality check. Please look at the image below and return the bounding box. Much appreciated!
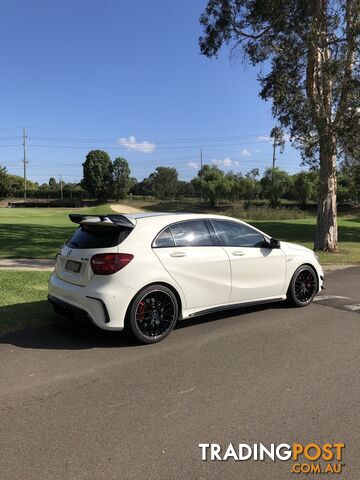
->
[22,127,28,199]
[59,174,63,200]
[200,148,203,202]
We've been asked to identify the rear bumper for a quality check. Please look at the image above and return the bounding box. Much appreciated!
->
[48,294,93,323]
[48,272,136,330]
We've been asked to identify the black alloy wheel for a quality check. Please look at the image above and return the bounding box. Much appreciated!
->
[128,285,179,344]
[288,265,318,307]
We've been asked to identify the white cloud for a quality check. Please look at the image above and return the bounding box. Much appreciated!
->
[117,135,156,153]
[212,157,240,169]
[187,161,198,169]
[241,148,252,157]
[254,149,261,153]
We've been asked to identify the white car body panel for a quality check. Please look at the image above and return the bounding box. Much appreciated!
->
[222,245,286,302]
[48,212,324,331]
[153,246,231,309]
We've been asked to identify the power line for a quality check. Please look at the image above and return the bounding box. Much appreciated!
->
[28,133,268,143]
[20,140,273,151]
[24,123,273,134]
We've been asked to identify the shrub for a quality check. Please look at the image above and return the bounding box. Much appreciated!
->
[222,206,306,221]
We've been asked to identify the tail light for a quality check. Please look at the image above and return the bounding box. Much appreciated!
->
[90,253,133,275]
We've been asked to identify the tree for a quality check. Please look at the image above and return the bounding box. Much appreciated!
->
[293,171,318,207]
[49,177,57,189]
[63,182,84,199]
[39,183,50,192]
[199,0,360,251]
[270,126,285,168]
[192,164,235,206]
[131,177,154,196]
[7,175,37,196]
[240,176,259,201]
[260,167,290,206]
[151,167,179,199]
[0,166,10,198]
[177,180,196,198]
[82,150,112,200]
[245,168,260,181]
[340,157,360,203]
[337,173,352,204]
[112,157,131,200]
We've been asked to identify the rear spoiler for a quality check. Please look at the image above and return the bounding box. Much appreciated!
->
[69,214,135,228]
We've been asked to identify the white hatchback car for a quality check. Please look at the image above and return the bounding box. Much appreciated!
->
[48,212,324,343]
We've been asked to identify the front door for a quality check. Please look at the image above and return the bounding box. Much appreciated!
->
[211,219,286,302]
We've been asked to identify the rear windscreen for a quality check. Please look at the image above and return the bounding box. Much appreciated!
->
[66,225,132,249]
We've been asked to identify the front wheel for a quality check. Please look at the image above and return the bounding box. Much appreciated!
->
[287,265,318,307]
[127,285,179,344]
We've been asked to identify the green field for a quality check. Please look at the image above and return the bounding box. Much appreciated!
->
[0,204,359,264]
[0,270,53,335]
[0,205,111,259]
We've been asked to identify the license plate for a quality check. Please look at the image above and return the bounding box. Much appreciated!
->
[65,260,81,273]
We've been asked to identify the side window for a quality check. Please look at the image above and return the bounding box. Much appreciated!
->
[169,220,213,247]
[153,227,175,248]
[213,220,265,247]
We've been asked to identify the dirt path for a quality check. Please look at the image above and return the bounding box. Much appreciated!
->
[110,203,144,213]
[0,258,55,271]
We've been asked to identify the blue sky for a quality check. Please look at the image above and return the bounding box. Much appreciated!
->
[1,0,302,185]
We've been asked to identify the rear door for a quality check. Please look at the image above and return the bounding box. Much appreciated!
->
[152,219,231,310]
[56,224,131,286]
[211,219,286,302]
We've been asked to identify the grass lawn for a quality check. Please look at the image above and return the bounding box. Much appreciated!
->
[0,204,111,259]
[0,203,359,264]
[0,270,53,335]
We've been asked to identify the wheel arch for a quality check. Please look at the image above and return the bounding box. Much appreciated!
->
[287,262,320,293]
[124,281,183,325]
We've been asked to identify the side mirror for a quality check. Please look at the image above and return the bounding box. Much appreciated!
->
[269,237,280,249]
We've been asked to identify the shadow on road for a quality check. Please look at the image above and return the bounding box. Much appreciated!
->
[0,300,136,350]
[0,299,289,350]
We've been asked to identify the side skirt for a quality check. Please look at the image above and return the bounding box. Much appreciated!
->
[187,297,285,318]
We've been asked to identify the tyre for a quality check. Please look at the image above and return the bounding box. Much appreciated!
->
[287,265,318,307]
[127,284,179,344]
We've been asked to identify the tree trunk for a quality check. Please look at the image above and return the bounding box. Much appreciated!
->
[314,133,338,251]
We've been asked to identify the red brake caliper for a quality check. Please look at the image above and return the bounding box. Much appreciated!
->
[137,301,145,322]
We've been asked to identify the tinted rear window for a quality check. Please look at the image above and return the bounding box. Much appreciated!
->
[66,225,131,249]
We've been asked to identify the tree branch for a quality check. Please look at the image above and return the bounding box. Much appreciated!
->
[230,16,271,41]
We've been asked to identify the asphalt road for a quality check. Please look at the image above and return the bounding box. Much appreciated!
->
[0,267,359,479]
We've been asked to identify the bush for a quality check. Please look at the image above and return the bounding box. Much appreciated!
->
[222,206,306,221]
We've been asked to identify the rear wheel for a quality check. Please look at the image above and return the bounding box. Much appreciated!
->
[127,285,179,344]
[287,265,318,307]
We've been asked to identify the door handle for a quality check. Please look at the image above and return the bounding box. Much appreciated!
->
[170,252,187,258]
[232,251,245,256]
